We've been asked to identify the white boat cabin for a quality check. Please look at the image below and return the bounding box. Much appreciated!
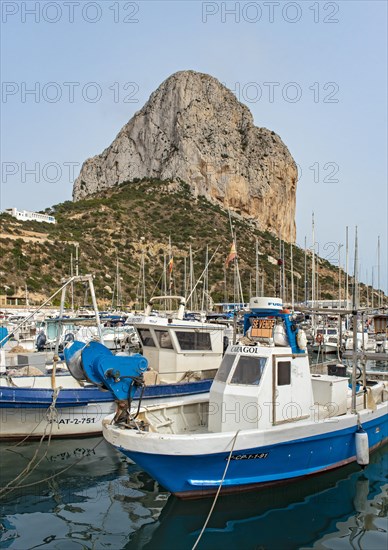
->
[130,296,227,383]
[208,297,349,432]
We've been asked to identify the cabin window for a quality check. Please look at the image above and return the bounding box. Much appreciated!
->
[175,331,212,351]
[154,330,173,349]
[214,353,236,383]
[230,356,267,385]
[277,361,291,386]
[327,329,337,335]
[137,329,156,347]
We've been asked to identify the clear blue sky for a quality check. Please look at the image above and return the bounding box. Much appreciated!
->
[1,0,387,292]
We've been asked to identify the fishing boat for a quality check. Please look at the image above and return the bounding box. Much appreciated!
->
[126,295,229,383]
[0,283,226,440]
[75,297,387,498]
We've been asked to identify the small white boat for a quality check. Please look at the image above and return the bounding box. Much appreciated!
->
[312,326,341,354]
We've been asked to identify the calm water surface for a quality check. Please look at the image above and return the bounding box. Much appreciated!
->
[0,436,387,550]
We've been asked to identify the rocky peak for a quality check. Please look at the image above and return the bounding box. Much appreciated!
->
[73,70,297,241]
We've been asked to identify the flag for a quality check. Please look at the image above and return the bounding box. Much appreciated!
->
[225,242,237,268]
[168,257,174,274]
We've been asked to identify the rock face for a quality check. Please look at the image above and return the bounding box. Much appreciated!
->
[73,71,297,241]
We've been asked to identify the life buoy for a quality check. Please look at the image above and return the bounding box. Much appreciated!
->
[316,333,324,345]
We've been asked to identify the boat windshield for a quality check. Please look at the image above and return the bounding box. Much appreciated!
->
[230,356,267,385]
[214,353,237,383]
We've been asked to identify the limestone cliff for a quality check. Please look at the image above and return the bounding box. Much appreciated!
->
[73,70,297,241]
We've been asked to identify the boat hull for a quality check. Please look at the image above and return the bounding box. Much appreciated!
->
[104,406,388,498]
[0,379,211,439]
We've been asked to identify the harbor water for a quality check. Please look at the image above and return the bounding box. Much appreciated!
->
[1,357,387,549]
[0,435,387,549]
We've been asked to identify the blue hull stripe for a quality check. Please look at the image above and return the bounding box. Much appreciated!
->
[0,379,211,408]
[117,413,388,496]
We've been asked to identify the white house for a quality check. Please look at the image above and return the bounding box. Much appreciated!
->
[4,207,56,224]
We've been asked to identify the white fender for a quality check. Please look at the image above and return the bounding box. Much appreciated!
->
[355,427,369,467]
[296,329,307,350]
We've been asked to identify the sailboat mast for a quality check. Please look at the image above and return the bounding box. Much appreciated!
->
[282,242,286,303]
[311,213,316,312]
[116,255,119,309]
[142,253,146,311]
[189,245,194,311]
[279,234,282,301]
[290,242,294,310]
[352,227,359,310]
[304,236,307,303]
[255,237,259,296]
[338,244,342,308]
[377,235,381,308]
[70,251,74,311]
[345,226,349,306]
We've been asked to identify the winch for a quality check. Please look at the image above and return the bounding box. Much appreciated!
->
[64,340,148,424]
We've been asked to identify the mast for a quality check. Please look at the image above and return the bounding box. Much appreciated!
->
[201,245,209,311]
[282,242,285,303]
[304,235,307,303]
[311,213,316,313]
[279,234,282,301]
[70,251,74,311]
[345,226,349,306]
[183,256,187,299]
[366,268,369,309]
[338,243,343,308]
[377,235,381,308]
[162,253,167,296]
[290,242,294,310]
[352,227,358,310]
[255,237,259,296]
[351,227,359,414]
[75,243,79,277]
[189,245,194,311]
[116,252,121,310]
[168,235,173,297]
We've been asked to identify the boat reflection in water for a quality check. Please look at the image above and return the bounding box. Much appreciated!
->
[130,444,388,550]
[0,440,386,549]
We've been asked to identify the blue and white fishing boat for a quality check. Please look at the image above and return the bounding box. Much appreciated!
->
[0,282,227,440]
[76,297,387,498]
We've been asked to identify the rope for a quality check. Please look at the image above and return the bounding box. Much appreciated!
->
[1,438,104,494]
[0,387,61,498]
[192,430,240,550]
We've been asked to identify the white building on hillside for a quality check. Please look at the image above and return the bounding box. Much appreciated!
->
[4,207,56,224]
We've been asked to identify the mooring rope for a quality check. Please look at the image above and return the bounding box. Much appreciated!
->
[0,387,61,498]
[1,438,104,494]
[192,430,240,550]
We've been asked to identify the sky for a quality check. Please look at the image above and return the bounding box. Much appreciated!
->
[1,0,387,292]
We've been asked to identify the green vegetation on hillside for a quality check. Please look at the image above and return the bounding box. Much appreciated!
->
[0,179,382,308]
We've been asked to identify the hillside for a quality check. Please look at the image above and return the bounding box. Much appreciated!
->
[0,179,382,308]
